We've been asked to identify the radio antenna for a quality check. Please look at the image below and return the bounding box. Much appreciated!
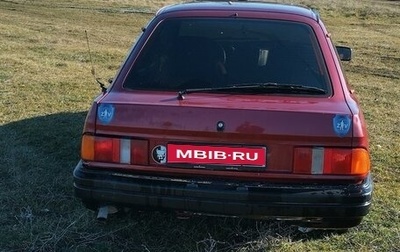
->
[85,30,107,94]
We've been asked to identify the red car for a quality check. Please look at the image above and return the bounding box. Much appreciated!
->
[73,1,372,230]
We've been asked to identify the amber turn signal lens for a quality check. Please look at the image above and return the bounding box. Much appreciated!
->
[81,135,95,161]
[351,148,370,175]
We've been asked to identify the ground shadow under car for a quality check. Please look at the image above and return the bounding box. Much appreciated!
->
[0,111,343,251]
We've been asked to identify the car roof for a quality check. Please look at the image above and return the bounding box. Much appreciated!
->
[156,1,319,21]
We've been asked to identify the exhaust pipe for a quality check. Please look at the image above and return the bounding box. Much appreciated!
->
[175,211,193,220]
[97,205,119,220]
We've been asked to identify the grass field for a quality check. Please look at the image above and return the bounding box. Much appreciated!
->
[0,0,399,251]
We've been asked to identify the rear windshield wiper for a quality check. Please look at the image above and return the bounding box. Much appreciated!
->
[177,83,326,100]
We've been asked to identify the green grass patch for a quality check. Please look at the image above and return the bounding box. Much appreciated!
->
[0,0,399,251]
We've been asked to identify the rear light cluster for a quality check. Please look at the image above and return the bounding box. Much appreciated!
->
[80,135,370,176]
[81,135,149,165]
[293,147,370,176]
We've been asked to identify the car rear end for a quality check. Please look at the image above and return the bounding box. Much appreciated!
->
[73,2,372,229]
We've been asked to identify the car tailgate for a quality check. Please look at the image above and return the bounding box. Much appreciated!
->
[91,92,356,174]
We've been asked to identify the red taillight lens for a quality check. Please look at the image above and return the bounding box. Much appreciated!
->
[294,147,370,176]
[323,148,351,174]
[94,137,120,162]
[293,148,312,174]
[131,140,148,165]
[81,135,149,165]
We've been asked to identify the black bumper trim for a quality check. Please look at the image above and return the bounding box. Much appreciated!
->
[73,161,372,222]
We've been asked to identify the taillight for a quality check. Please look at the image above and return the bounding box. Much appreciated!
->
[294,147,370,176]
[81,135,149,165]
[81,135,94,161]
[131,140,148,165]
[94,137,120,162]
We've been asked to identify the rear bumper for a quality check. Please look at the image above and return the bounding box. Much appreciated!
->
[73,161,372,227]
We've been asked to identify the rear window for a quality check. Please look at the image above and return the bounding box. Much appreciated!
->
[124,18,331,94]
